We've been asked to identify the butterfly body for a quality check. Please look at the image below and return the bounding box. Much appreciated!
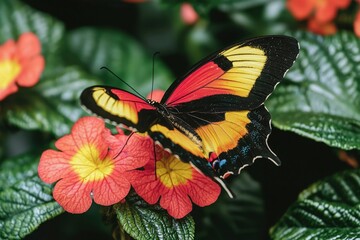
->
[81,36,299,197]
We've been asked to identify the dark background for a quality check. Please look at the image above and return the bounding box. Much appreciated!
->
[20,1,349,239]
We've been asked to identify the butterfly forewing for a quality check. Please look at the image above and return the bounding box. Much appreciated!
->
[161,36,299,110]
[80,86,157,132]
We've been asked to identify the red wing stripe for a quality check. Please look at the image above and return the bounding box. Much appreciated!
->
[166,62,225,105]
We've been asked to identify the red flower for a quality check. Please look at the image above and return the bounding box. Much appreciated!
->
[130,145,221,219]
[38,116,152,213]
[287,0,350,35]
[180,3,199,25]
[0,32,44,101]
[308,17,337,35]
[288,0,350,22]
[354,11,360,37]
[287,0,314,20]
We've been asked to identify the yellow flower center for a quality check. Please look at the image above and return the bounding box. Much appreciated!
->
[70,144,114,183]
[0,59,21,90]
[156,154,193,188]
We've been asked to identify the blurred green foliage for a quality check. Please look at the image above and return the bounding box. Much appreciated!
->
[0,0,360,239]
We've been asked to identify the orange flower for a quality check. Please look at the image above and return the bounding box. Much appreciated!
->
[287,0,351,35]
[180,3,199,25]
[0,32,44,101]
[130,145,221,219]
[308,17,337,35]
[287,0,350,22]
[354,11,360,37]
[38,117,152,213]
[287,0,314,20]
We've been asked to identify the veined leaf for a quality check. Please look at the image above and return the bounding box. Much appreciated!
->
[65,28,174,96]
[267,31,360,150]
[196,172,265,240]
[0,155,64,239]
[115,192,195,240]
[0,0,102,136]
[0,0,64,63]
[270,169,360,239]
[1,66,99,137]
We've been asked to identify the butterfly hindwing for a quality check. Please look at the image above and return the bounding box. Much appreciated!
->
[212,106,279,177]
[149,106,279,179]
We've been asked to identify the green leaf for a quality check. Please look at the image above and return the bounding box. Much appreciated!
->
[267,31,360,150]
[0,0,65,63]
[196,172,265,240]
[65,28,174,96]
[115,192,195,240]
[270,169,360,239]
[0,154,64,239]
[1,66,99,137]
[0,0,102,136]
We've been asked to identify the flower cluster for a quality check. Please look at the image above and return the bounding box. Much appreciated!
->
[130,145,221,218]
[39,116,221,218]
[287,0,351,35]
[0,32,44,101]
[39,117,152,213]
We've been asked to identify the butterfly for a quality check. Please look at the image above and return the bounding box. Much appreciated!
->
[80,36,299,198]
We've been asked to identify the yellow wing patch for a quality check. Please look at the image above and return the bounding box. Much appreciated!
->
[92,87,139,124]
[151,111,251,159]
[216,46,267,97]
[150,124,204,157]
[196,111,250,157]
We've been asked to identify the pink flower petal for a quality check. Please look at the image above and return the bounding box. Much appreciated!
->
[287,0,314,20]
[38,149,72,183]
[187,171,221,207]
[331,0,350,9]
[56,117,109,159]
[180,3,199,25]
[0,40,16,59]
[0,83,17,101]
[111,134,153,170]
[129,170,163,204]
[315,3,337,23]
[16,32,42,60]
[92,174,131,206]
[16,55,44,87]
[53,176,93,214]
[354,11,360,37]
[160,186,193,219]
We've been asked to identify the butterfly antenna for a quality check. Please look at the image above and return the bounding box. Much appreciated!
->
[150,52,160,100]
[100,66,146,101]
[113,131,136,159]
